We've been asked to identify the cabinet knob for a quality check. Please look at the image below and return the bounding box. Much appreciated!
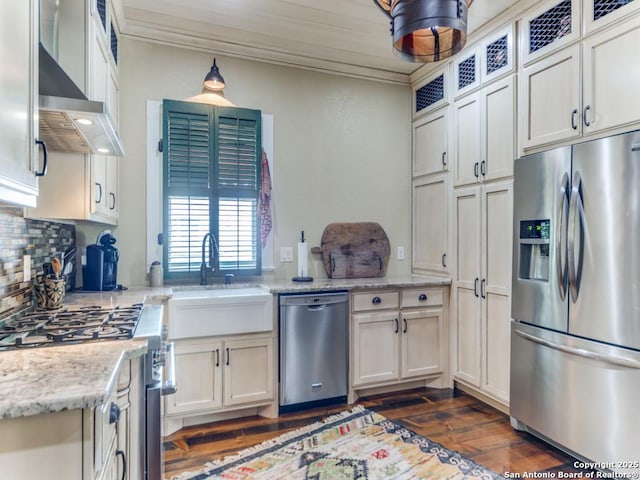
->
[109,402,121,424]
[418,294,427,301]
[372,296,382,304]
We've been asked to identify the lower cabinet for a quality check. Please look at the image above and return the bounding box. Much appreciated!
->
[350,287,448,396]
[166,335,274,417]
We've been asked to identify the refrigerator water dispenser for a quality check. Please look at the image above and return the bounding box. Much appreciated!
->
[518,219,550,281]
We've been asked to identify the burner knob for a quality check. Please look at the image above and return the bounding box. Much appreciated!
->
[109,402,121,424]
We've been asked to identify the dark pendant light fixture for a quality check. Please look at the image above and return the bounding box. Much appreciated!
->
[374,0,473,63]
[203,58,226,90]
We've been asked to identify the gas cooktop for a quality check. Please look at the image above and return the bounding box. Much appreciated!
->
[0,304,144,350]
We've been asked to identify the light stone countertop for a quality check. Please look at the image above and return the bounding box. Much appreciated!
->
[0,340,147,419]
[0,274,450,419]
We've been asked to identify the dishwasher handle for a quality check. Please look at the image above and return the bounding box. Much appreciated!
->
[279,292,348,307]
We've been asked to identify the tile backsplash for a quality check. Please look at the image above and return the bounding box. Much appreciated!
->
[0,207,75,318]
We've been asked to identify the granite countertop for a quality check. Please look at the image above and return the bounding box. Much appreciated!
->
[0,274,449,420]
[0,340,146,420]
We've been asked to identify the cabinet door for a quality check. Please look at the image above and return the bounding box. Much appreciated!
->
[481,181,513,402]
[400,309,443,379]
[583,16,640,134]
[482,76,515,182]
[521,44,581,149]
[412,174,448,274]
[92,154,109,215]
[583,0,640,35]
[352,311,399,386]
[106,156,119,218]
[454,187,481,386]
[0,0,39,206]
[413,108,448,177]
[453,92,481,187]
[223,337,274,406]
[166,339,223,414]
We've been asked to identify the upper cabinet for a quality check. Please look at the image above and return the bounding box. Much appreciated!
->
[520,0,580,66]
[0,0,42,207]
[453,24,515,98]
[584,0,640,34]
[413,68,449,119]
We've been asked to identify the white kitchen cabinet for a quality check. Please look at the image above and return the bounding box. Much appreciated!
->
[413,107,449,177]
[412,173,449,274]
[0,0,41,207]
[413,68,449,119]
[351,288,446,390]
[166,335,274,417]
[454,180,512,405]
[454,75,515,186]
[25,152,120,225]
[519,0,581,67]
[520,45,582,149]
[583,0,640,35]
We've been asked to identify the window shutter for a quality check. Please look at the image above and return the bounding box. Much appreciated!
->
[215,108,262,272]
[162,100,262,278]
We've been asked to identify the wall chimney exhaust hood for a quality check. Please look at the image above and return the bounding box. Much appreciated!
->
[39,44,125,157]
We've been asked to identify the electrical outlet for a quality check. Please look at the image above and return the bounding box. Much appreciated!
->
[397,246,405,260]
[280,246,294,262]
[23,255,31,282]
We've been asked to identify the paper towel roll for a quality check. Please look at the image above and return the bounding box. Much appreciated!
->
[297,241,308,278]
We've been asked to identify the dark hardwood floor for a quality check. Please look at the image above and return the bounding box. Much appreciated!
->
[163,387,589,479]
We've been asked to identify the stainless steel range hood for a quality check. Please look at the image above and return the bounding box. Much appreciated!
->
[39,44,125,157]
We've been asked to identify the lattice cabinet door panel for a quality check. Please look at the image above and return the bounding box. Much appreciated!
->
[413,69,449,118]
[584,0,640,34]
[520,0,581,66]
[454,47,480,98]
[481,24,516,84]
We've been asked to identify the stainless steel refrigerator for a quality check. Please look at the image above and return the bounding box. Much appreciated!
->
[511,130,640,473]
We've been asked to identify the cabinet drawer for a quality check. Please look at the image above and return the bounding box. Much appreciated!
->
[352,291,399,312]
[401,288,443,308]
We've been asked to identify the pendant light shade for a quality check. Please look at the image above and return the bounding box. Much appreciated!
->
[374,0,473,63]
[203,58,226,91]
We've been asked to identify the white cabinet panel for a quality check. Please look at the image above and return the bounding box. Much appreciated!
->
[413,108,448,177]
[412,174,449,274]
[352,311,399,386]
[224,337,274,406]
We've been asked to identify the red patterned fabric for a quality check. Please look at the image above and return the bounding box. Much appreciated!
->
[258,149,272,249]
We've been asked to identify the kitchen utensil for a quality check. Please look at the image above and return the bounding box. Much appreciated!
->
[51,257,62,278]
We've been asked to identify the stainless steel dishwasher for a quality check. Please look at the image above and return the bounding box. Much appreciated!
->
[279,292,348,410]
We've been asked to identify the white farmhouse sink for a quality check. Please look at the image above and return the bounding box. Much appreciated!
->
[168,285,273,339]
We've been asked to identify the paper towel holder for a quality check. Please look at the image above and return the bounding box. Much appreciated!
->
[292,230,314,282]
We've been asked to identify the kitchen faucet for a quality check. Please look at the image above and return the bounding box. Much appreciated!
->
[200,232,219,285]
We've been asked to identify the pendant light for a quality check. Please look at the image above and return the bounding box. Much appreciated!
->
[202,58,226,91]
[186,57,236,106]
[374,0,473,63]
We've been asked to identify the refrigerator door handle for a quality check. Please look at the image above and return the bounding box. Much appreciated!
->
[568,171,582,303]
[556,173,569,301]
[514,329,640,369]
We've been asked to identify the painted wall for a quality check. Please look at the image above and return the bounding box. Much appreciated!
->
[77,38,412,285]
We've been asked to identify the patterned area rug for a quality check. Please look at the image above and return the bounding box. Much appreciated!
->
[172,406,505,480]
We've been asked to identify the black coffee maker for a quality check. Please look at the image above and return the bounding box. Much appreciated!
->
[83,231,120,291]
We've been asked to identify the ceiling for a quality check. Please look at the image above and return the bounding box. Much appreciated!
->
[116,0,520,84]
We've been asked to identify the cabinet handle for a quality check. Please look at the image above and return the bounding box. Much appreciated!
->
[474,277,479,297]
[95,182,103,203]
[583,105,591,127]
[481,278,486,299]
[442,151,447,167]
[215,348,220,367]
[442,253,447,268]
[109,192,116,210]
[226,347,230,366]
[372,296,382,305]
[394,318,399,334]
[571,109,578,130]
[116,450,127,480]
[418,293,427,301]
[480,160,486,177]
[474,162,479,178]
[403,318,407,333]
[35,140,48,177]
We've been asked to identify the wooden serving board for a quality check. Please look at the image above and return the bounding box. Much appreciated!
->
[311,222,390,278]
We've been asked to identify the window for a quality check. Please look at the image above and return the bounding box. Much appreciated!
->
[162,100,262,279]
